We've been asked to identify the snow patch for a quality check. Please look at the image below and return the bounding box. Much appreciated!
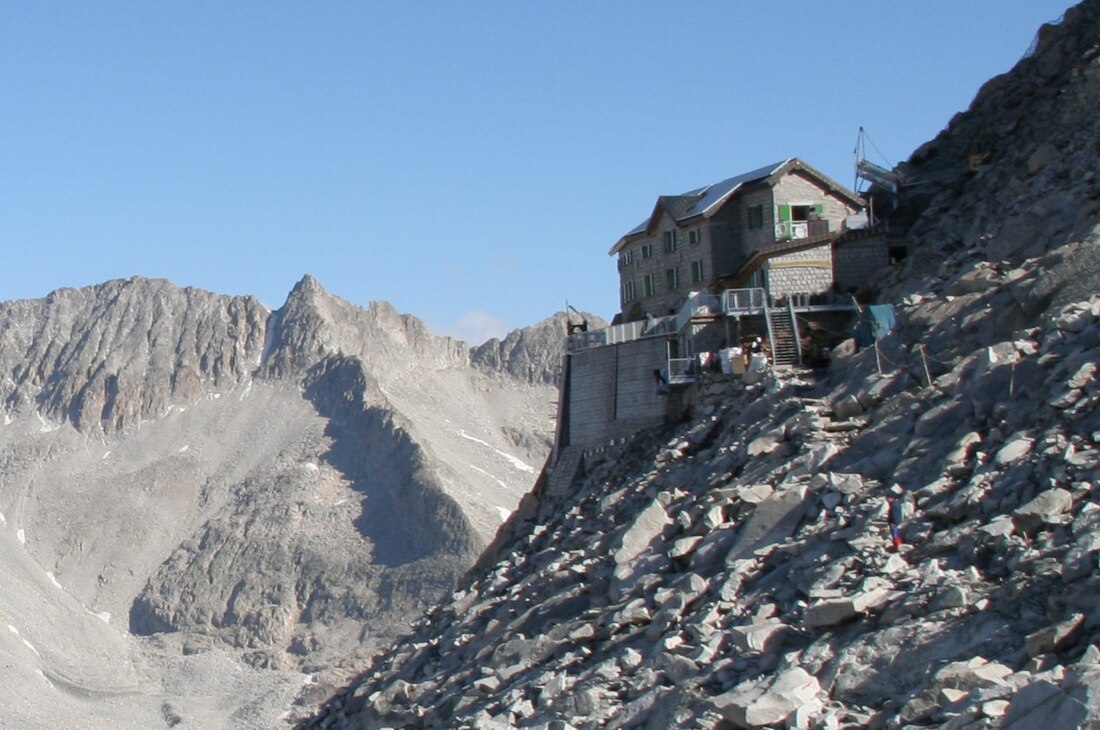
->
[177,445,190,453]
[46,572,62,589]
[458,430,536,474]
[459,430,493,448]
[101,451,111,460]
[0,511,5,525]
[5,627,40,656]
[500,452,536,474]
[96,611,111,624]
[17,528,25,544]
[3,413,11,425]
[302,462,319,472]
[239,381,253,400]
[466,463,510,490]
[35,411,59,433]
[496,506,512,522]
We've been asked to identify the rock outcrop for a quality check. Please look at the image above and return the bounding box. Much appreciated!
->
[0,276,268,432]
[472,311,608,386]
[302,3,1100,728]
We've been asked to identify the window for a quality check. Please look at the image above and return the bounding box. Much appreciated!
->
[665,267,679,291]
[619,250,634,270]
[641,242,654,259]
[748,205,764,230]
[663,230,678,252]
[691,260,704,284]
[622,279,637,303]
[778,203,825,223]
[688,229,701,245]
[778,203,827,239]
[643,274,656,297]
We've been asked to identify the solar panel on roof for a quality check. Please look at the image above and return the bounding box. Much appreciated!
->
[614,160,790,247]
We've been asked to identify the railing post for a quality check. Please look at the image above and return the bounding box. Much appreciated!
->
[787,298,803,366]
[763,302,776,361]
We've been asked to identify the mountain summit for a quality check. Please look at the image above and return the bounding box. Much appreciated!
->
[0,274,577,727]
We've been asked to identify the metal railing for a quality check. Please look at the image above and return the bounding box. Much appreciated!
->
[667,357,696,384]
[787,298,803,366]
[722,287,768,315]
[566,316,676,352]
[776,218,829,241]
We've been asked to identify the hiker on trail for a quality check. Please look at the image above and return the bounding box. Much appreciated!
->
[887,484,907,550]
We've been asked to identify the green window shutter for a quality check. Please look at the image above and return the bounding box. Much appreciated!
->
[814,203,825,215]
[778,204,791,222]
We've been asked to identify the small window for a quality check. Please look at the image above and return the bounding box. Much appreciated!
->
[663,230,678,252]
[622,279,637,303]
[665,267,679,291]
[691,260,704,284]
[748,205,764,230]
[791,205,812,222]
[688,229,701,245]
[643,274,656,297]
[642,243,654,259]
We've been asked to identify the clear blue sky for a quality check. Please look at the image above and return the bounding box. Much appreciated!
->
[0,1,1073,343]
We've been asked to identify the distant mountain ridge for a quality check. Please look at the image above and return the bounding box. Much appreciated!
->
[0,273,584,727]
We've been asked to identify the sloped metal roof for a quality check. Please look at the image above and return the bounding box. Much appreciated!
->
[656,194,704,221]
[613,160,789,252]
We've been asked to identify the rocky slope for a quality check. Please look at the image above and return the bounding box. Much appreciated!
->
[302,2,1100,728]
[0,274,570,728]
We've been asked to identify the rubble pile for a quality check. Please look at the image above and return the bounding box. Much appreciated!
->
[301,3,1100,727]
[304,285,1100,728]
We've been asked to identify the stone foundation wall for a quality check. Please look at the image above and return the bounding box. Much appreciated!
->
[566,337,671,447]
[834,237,891,292]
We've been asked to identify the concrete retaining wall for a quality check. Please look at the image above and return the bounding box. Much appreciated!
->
[565,337,670,447]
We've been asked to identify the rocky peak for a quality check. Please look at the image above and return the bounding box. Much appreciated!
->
[262,275,470,381]
[0,273,558,435]
[0,276,268,433]
[472,310,607,386]
[899,0,1100,267]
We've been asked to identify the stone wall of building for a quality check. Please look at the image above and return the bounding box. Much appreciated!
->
[773,172,860,231]
[615,166,863,320]
[834,236,892,293]
[736,185,776,256]
[616,211,709,319]
[765,243,834,298]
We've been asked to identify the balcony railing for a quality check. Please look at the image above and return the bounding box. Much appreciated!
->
[775,218,829,241]
[722,287,768,315]
[566,316,676,352]
[667,357,696,385]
